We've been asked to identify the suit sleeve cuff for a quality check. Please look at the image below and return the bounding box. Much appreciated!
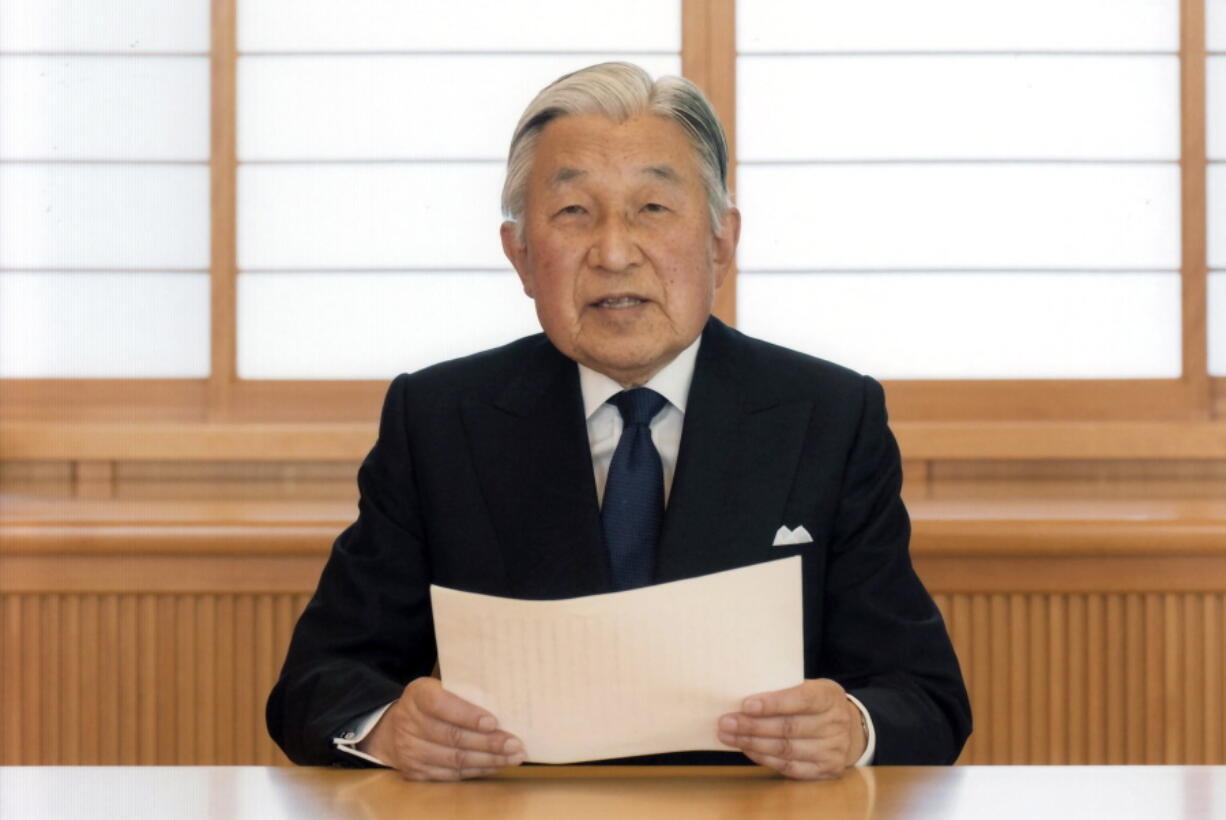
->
[845,693,876,766]
[333,701,395,766]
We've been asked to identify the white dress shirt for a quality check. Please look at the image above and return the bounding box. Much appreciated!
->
[579,335,699,506]
[335,336,875,767]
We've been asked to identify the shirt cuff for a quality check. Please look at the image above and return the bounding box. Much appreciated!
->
[333,701,395,766]
[845,693,876,766]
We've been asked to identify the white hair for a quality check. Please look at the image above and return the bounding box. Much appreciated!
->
[500,62,732,240]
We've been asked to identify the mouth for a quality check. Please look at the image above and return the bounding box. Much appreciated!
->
[591,295,649,309]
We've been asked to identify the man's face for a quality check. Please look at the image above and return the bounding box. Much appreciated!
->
[501,113,740,387]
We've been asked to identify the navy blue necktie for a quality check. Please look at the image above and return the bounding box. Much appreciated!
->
[601,387,669,591]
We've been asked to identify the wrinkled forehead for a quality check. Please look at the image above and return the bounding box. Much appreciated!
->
[529,113,702,186]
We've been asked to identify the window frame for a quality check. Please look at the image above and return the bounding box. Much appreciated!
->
[2,0,1222,446]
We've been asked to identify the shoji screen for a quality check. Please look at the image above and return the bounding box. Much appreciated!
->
[1210,0,1226,375]
[735,0,1183,379]
[0,0,212,378]
[235,0,681,379]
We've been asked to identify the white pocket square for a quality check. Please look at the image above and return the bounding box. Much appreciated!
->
[772,524,813,547]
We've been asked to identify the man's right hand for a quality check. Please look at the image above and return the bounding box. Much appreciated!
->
[358,677,526,781]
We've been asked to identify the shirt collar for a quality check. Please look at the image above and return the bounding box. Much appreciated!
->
[578,335,702,420]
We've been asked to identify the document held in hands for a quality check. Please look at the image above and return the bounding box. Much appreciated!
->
[430,556,803,763]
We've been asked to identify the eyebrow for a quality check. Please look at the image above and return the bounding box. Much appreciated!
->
[641,164,682,185]
[548,164,684,187]
[550,167,586,187]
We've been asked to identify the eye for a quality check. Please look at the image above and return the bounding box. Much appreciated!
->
[642,202,669,214]
[556,204,587,216]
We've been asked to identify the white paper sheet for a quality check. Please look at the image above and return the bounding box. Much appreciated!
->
[430,556,803,763]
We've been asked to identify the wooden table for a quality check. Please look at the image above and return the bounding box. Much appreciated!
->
[1,765,1223,819]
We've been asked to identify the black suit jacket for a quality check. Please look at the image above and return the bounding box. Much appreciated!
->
[267,317,971,766]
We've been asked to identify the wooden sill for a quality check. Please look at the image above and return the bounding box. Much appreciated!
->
[2,496,1223,557]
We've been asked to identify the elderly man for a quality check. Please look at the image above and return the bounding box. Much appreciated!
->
[267,62,971,781]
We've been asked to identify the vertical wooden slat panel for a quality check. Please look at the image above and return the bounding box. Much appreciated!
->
[41,595,60,759]
[970,594,991,763]
[234,595,255,764]
[1048,594,1067,764]
[79,595,100,764]
[1207,595,1223,763]
[98,594,120,764]
[1027,594,1049,764]
[1144,593,1165,764]
[1125,593,1145,762]
[948,593,975,763]
[118,595,139,765]
[4,582,1225,767]
[271,594,298,764]
[20,595,41,759]
[1008,594,1027,763]
[199,594,217,764]
[155,596,177,762]
[176,596,197,764]
[1164,594,1184,762]
[216,595,236,764]
[254,594,276,764]
[1086,594,1105,763]
[1067,595,1087,763]
[1184,595,1204,763]
[60,595,79,764]
[1105,594,1126,764]
[2,597,23,763]
[138,595,157,765]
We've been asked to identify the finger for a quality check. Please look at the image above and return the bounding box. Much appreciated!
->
[718,712,827,740]
[408,709,524,756]
[407,677,501,733]
[742,679,843,717]
[717,730,823,761]
[742,749,832,781]
[400,762,506,782]
[401,733,526,771]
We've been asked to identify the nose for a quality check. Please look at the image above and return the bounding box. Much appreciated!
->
[588,215,642,273]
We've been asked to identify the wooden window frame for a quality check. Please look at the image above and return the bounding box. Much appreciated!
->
[2,0,1223,455]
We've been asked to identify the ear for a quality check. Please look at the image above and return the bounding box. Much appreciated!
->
[712,207,741,290]
[501,221,535,297]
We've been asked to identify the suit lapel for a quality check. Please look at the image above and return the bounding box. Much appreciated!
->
[461,339,610,599]
[654,319,814,584]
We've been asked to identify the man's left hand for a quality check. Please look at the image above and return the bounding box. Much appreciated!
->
[717,678,866,780]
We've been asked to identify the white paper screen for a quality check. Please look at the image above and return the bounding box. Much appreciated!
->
[0,57,209,161]
[1212,30,1225,376]
[739,56,1179,161]
[1211,166,1226,268]
[238,164,506,270]
[1210,58,1226,160]
[0,164,210,269]
[0,273,210,378]
[738,0,1178,52]
[737,164,1180,271]
[737,272,1181,379]
[1210,273,1226,376]
[239,55,681,160]
[0,0,209,52]
[238,0,680,52]
[237,272,541,379]
[1210,0,1226,51]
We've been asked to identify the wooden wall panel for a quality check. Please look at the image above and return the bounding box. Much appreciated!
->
[933,592,1226,765]
[0,592,308,766]
[2,585,1223,766]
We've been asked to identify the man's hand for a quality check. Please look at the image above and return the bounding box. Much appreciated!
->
[717,679,866,780]
[358,677,526,781]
